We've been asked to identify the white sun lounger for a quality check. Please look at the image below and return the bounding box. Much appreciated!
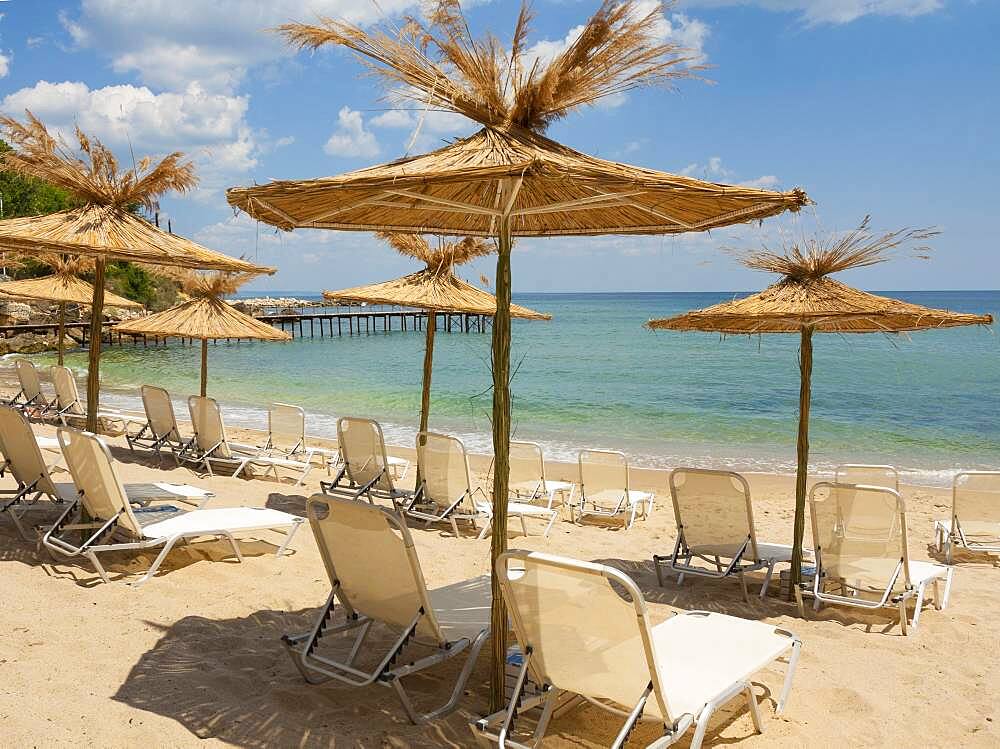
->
[42,428,302,585]
[475,550,801,748]
[126,385,188,460]
[408,432,557,539]
[182,396,312,485]
[934,471,1000,563]
[6,359,52,415]
[260,403,340,468]
[573,449,653,529]
[281,493,490,723]
[835,464,899,492]
[319,416,412,506]
[506,440,576,510]
[653,468,800,599]
[48,365,134,431]
[810,481,953,635]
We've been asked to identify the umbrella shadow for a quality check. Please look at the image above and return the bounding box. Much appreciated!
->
[112,608,490,748]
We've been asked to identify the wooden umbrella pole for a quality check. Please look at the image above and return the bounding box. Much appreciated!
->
[790,325,814,595]
[488,210,513,712]
[415,311,437,489]
[56,302,66,366]
[200,339,209,397]
[85,258,106,433]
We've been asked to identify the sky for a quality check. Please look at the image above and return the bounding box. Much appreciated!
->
[0,0,996,293]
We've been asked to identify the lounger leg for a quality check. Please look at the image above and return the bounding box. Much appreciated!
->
[776,639,801,715]
[745,683,764,734]
[221,531,243,563]
[134,537,182,587]
[899,596,909,636]
[543,510,556,538]
[520,514,528,537]
[738,570,750,603]
[689,701,717,749]
[275,520,303,556]
[86,550,111,584]
[759,561,776,599]
[611,683,653,749]
[945,538,953,564]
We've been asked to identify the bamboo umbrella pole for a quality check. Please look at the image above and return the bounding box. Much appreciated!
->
[489,199,515,712]
[56,302,66,366]
[414,311,437,489]
[200,338,209,397]
[790,325,814,594]
[85,258,106,432]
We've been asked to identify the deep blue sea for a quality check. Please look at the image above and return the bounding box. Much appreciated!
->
[6,290,998,485]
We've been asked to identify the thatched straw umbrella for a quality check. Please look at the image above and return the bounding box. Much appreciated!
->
[0,256,141,365]
[116,272,291,396]
[324,233,549,458]
[227,0,809,703]
[0,113,272,430]
[647,219,994,595]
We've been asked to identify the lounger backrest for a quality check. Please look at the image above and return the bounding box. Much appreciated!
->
[579,449,628,504]
[509,441,545,490]
[953,471,1000,544]
[268,403,305,454]
[417,431,475,512]
[188,396,231,458]
[51,366,84,415]
[0,405,58,496]
[141,385,178,439]
[338,417,395,493]
[306,493,445,644]
[497,550,671,722]
[669,468,758,560]
[57,427,142,537]
[810,482,910,595]
[15,359,42,402]
[835,464,899,492]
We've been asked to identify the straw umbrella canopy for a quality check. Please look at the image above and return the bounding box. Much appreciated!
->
[226,0,809,704]
[0,255,141,365]
[0,113,273,430]
[647,219,994,595]
[116,272,291,396]
[324,233,549,448]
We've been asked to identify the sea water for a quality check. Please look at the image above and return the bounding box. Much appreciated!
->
[5,291,997,486]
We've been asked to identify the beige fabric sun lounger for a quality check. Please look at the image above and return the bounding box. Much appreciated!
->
[835,464,899,492]
[506,440,576,510]
[6,359,52,414]
[574,449,653,529]
[810,481,953,635]
[653,468,800,599]
[48,365,135,431]
[182,396,312,485]
[934,471,1000,563]
[125,385,188,460]
[260,403,340,468]
[42,428,301,585]
[319,417,411,506]
[281,493,490,723]
[408,432,557,538]
[475,550,801,748]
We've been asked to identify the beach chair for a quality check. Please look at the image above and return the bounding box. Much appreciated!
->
[934,471,1000,563]
[319,417,411,506]
[409,432,557,538]
[0,406,212,540]
[8,359,52,415]
[42,428,302,585]
[835,464,899,492]
[573,449,653,529]
[261,403,340,467]
[506,440,576,510]
[475,550,801,749]
[183,396,312,485]
[281,494,490,723]
[652,468,797,599]
[809,481,953,635]
[125,385,188,460]
[48,365,133,431]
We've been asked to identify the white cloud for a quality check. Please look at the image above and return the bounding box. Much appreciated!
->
[0,51,9,78]
[61,0,433,93]
[680,156,780,189]
[370,104,474,152]
[324,106,380,158]
[1,80,259,198]
[681,0,943,25]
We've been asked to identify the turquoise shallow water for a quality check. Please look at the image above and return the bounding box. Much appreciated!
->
[6,291,998,485]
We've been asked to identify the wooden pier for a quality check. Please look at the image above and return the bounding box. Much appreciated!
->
[0,309,491,346]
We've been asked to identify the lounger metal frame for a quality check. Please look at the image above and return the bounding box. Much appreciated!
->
[809,481,953,635]
[281,496,489,724]
[319,417,412,508]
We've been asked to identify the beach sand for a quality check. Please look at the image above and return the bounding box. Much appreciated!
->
[2,417,998,748]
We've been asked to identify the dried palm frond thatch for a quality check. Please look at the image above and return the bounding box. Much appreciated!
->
[281,1,702,133]
[377,232,494,272]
